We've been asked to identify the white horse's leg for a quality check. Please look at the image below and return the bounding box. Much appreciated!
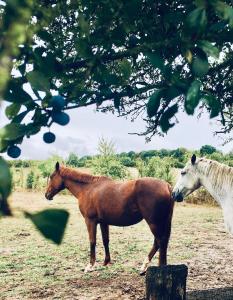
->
[222,203,233,235]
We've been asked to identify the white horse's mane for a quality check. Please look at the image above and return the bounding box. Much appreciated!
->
[196,158,233,195]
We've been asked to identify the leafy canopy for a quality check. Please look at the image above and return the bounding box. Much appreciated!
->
[1,0,233,154]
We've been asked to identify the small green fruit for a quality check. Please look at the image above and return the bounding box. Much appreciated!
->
[43,132,56,143]
[52,111,70,126]
[51,95,66,110]
[7,145,21,158]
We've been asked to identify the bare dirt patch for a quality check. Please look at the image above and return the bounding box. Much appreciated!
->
[1,192,233,299]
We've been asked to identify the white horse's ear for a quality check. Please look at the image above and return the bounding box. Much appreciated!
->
[191,154,196,165]
[55,162,60,171]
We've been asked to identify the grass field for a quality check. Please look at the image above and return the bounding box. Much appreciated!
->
[1,192,233,300]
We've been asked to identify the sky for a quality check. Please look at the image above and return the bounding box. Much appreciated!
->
[1,102,233,160]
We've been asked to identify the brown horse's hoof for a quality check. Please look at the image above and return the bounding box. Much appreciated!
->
[139,270,147,276]
[139,257,150,275]
[84,263,96,273]
[103,261,112,266]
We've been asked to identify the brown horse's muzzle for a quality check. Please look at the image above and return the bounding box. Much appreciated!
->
[45,192,53,201]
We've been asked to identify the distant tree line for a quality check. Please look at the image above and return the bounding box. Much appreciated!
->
[8,144,233,171]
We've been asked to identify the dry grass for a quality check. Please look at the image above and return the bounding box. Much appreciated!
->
[1,192,233,300]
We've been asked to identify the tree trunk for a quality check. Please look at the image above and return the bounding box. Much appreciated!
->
[146,265,188,300]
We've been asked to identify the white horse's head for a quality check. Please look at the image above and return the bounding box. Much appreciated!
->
[172,154,202,202]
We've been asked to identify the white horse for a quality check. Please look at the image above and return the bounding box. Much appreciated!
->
[172,154,233,235]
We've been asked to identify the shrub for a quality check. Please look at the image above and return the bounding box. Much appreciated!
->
[136,157,174,184]
[120,156,136,167]
[66,153,79,167]
[38,155,62,178]
[173,160,185,169]
[26,171,34,189]
[91,155,129,179]
[200,145,217,156]
[91,137,129,179]
[208,152,224,162]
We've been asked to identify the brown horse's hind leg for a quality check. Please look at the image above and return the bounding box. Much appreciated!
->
[158,236,169,266]
[100,223,111,266]
[140,220,171,275]
[84,218,97,273]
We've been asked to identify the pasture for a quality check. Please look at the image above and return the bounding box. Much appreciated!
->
[1,192,233,300]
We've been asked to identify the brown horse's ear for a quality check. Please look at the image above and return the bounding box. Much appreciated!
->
[191,154,196,165]
[55,162,60,172]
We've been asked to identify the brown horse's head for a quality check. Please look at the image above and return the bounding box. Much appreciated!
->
[45,162,65,201]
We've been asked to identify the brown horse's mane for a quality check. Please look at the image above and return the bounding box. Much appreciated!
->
[60,166,110,184]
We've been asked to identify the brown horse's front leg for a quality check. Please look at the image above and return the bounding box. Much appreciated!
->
[84,218,97,273]
[140,238,159,275]
[100,223,111,266]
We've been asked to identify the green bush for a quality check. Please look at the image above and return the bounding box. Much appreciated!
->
[200,145,217,156]
[8,160,31,168]
[26,171,34,189]
[173,160,185,169]
[91,137,129,179]
[91,156,129,179]
[208,152,224,162]
[38,155,62,178]
[136,157,174,184]
[120,156,136,167]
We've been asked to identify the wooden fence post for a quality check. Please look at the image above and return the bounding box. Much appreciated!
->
[146,264,188,300]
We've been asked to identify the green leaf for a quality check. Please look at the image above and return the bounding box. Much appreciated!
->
[79,13,90,37]
[164,86,182,101]
[147,90,163,118]
[0,139,10,152]
[26,124,41,136]
[5,103,21,119]
[202,94,221,118]
[0,123,26,141]
[214,1,233,28]
[160,104,178,133]
[27,71,50,92]
[34,51,61,77]
[25,209,69,245]
[0,157,12,200]
[146,53,164,71]
[191,54,209,77]
[4,81,33,104]
[76,38,92,58]
[118,59,132,80]
[197,41,220,58]
[185,80,201,114]
[186,7,207,34]
[12,110,28,123]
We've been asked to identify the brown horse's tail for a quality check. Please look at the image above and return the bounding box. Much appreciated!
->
[167,183,173,198]
[167,183,175,217]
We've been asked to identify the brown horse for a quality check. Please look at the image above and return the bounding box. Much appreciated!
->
[45,162,174,274]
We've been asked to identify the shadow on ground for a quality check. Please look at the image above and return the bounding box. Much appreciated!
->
[187,287,233,300]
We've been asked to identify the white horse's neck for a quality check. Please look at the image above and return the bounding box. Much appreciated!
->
[197,160,231,204]
[197,160,233,234]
